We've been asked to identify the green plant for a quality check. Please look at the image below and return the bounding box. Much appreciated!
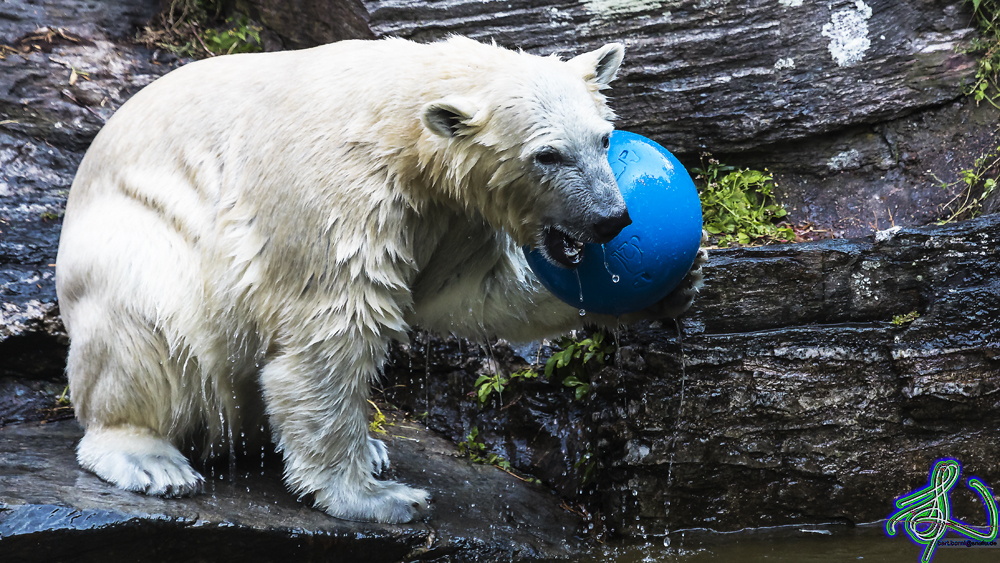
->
[457,428,506,470]
[56,385,71,406]
[891,311,921,326]
[457,427,541,483]
[935,145,999,223]
[137,1,261,58]
[965,0,1000,109]
[473,368,538,406]
[693,156,795,247]
[562,375,589,400]
[368,399,388,434]
[201,15,262,55]
[574,449,597,485]
[545,332,614,400]
[457,426,486,459]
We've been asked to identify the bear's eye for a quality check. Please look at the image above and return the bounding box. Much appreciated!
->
[535,150,563,166]
[601,135,610,149]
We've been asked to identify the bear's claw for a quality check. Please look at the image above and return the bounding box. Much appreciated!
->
[658,246,707,318]
[369,437,390,474]
[316,480,431,524]
[78,426,204,498]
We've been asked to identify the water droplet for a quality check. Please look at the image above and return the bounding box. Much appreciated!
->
[574,269,584,303]
[612,274,620,283]
[579,309,586,316]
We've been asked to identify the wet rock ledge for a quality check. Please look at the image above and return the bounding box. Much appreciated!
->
[0,420,585,562]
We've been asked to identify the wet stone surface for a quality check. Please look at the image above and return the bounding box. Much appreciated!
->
[0,0,179,392]
[0,420,585,562]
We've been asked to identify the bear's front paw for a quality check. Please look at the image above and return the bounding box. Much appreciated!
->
[649,245,707,319]
[78,427,205,498]
[619,240,707,324]
[315,480,431,524]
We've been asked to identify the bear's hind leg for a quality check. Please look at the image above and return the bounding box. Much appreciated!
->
[260,340,429,524]
[77,426,204,498]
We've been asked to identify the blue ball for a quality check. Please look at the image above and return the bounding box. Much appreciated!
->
[524,130,703,316]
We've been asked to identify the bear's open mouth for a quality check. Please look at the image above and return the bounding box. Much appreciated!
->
[543,226,586,269]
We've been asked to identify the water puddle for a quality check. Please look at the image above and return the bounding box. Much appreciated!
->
[581,524,988,562]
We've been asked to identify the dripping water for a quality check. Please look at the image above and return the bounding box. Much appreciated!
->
[209,440,216,487]
[219,406,235,481]
[228,415,236,483]
[574,269,584,303]
[239,429,246,480]
[674,318,687,416]
[260,423,266,476]
[424,331,431,414]
[407,336,415,418]
[227,359,237,484]
[612,325,623,383]
[601,244,620,283]
[664,318,688,534]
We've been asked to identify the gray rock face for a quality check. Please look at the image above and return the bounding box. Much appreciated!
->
[364,0,975,151]
[240,0,375,48]
[0,420,585,562]
[605,214,1000,534]
[373,0,994,235]
[0,0,175,392]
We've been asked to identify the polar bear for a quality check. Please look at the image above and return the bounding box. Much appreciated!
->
[56,36,702,524]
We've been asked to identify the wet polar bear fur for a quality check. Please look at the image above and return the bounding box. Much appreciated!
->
[57,36,701,524]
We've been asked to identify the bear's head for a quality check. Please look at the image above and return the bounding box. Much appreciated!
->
[421,40,630,269]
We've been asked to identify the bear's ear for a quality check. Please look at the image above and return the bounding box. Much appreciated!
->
[568,43,625,87]
[422,97,480,138]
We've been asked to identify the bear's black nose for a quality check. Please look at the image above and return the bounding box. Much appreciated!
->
[593,209,632,243]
